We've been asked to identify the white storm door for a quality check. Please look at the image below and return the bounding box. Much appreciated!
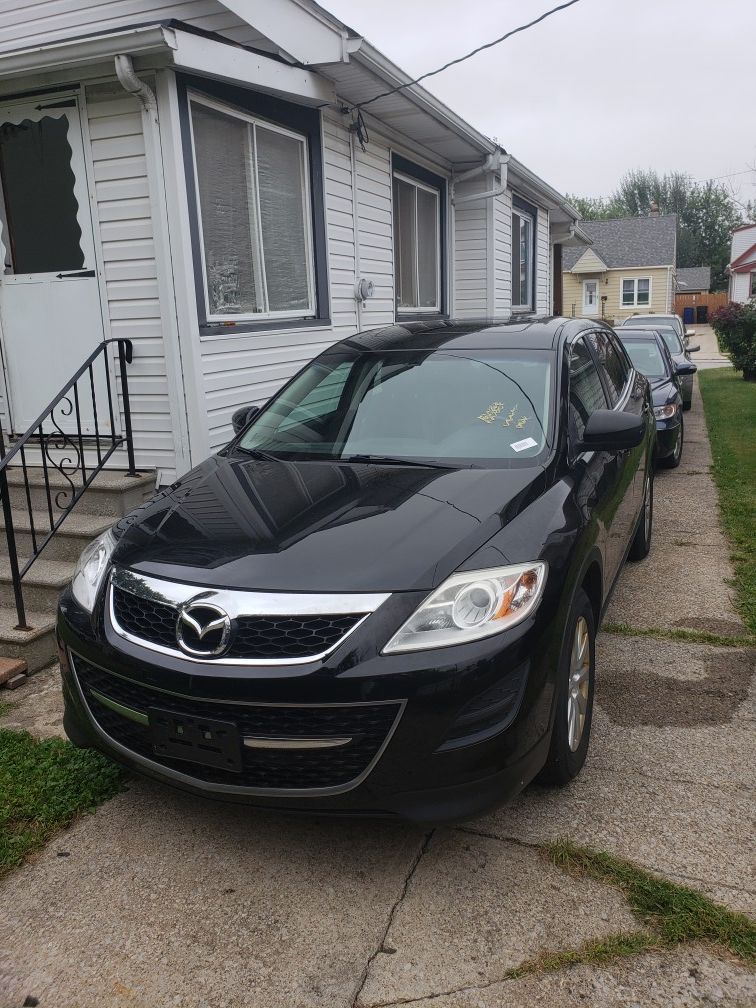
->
[582,279,599,315]
[0,96,108,436]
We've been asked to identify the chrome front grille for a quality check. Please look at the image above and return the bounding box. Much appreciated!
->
[108,567,390,665]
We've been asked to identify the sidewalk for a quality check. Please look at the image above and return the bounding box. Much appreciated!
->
[690,323,732,370]
[0,378,753,1008]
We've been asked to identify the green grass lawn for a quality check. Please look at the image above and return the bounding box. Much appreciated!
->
[698,368,756,636]
[0,729,122,878]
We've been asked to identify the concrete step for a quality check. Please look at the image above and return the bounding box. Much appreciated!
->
[0,555,76,612]
[0,606,57,674]
[3,468,156,517]
[0,509,113,561]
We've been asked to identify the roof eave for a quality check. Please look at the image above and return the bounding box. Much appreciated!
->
[348,40,497,162]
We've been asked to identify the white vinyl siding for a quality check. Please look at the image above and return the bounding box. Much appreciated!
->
[85,81,177,478]
[0,1,272,54]
[536,208,550,313]
[354,139,395,328]
[493,189,512,318]
[453,176,489,319]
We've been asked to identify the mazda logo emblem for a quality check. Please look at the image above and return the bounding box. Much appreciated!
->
[176,599,232,657]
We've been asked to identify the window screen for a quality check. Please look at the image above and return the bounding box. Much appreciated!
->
[393,173,440,312]
[190,100,314,320]
[512,210,534,309]
[0,115,84,274]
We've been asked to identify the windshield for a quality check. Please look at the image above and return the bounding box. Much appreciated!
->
[655,328,683,354]
[621,340,668,379]
[624,326,682,354]
[239,348,553,465]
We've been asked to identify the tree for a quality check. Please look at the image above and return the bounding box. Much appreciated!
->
[570,169,744,290]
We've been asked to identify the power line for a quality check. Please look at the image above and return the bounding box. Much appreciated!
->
[697,168,755,183]
[354,0,583,110]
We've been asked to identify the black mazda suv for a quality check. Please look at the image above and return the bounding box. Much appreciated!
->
[58,318,654,823]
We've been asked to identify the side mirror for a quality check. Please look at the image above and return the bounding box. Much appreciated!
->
[231,405,260,435]
[676,361,697,376]
[687,343,701,353]
[580,409,645,452]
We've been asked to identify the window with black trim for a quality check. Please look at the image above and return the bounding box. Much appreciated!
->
[392,156,444,314]
[569,337,608,445]
[512,196,536,312]
[587,330,629,406]
[187,91,320,325]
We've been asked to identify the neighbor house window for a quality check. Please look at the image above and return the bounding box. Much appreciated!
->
[189,96,316,322]
[512,201,535,311]
[750,273,756,298]
[621,277,651,307]
[393,171,441,312]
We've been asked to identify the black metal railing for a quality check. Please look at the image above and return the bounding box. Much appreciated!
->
[0,338,138,631]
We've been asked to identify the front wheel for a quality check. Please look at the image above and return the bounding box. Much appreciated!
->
[628,469,653,561]
[661,417,684,469]
[537,589,595,786]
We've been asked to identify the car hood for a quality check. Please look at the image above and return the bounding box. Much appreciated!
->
[111,453,547,593]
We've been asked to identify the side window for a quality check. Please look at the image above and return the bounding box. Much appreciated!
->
[569,337,608,445]
[587,331,628,406]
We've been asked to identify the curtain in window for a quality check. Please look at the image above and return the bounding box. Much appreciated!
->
[191,102,313,319]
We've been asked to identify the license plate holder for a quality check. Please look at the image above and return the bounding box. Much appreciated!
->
[148,707,242,773]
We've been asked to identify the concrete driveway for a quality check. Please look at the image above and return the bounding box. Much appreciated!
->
[1,380,754,1008]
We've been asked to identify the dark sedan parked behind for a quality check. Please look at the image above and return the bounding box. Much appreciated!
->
[58,318,655,824]
[620,324,698,410]
[616,329,693,468]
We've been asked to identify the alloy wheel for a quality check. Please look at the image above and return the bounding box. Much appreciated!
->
[567,616,591,751]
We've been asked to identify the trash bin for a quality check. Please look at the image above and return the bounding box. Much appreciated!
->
[683,306,695,324]
[696,305,708,324]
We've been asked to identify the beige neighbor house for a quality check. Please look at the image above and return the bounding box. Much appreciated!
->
[562,212,678,323]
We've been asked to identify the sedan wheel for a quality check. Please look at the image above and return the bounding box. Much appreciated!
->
[567,616,591,751]
[537,588,595,786]
[628,470,653,561]
[662,417,684,469]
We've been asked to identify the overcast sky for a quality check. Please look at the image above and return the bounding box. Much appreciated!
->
[325,0,756,210]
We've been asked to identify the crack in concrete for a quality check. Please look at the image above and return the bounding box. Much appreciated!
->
[350,830,435,1008]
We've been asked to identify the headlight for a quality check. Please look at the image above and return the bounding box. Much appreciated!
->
[654,404,678,420]
[71,528,117,613]
[383,562,547,654]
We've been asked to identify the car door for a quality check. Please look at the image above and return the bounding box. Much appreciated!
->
[585,330,646,574]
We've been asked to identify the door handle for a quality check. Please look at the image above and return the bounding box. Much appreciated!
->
[56,270,95,279]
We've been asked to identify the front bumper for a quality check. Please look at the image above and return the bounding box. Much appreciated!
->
[57,582,560,824]
[655,417,682,461]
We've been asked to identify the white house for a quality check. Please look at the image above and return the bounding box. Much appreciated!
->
[727,223,756,304]
[0,0,587,486]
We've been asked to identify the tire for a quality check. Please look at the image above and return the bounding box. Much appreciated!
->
[661,417,684,469]
[63,709,92,749]
[537,588,595,786]
[628,468,653,561]
[683,399,692,411]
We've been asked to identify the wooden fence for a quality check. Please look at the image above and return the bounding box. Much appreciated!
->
[674,291,729,323]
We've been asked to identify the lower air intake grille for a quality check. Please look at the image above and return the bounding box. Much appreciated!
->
[72,655,401,791]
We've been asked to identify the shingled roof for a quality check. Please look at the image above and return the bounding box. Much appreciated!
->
[563,214,677,271]
[676,266,711,292]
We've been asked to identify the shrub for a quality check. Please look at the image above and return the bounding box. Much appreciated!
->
[711,300,756,380]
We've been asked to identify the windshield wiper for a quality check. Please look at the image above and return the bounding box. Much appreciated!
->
[236,446,281,462]
[339,454,459,469]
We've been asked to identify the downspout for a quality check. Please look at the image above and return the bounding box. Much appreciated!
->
[114,53,193,476]
[451,152,509,206]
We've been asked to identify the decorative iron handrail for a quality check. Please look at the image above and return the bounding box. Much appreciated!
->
[0,338,138,631]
